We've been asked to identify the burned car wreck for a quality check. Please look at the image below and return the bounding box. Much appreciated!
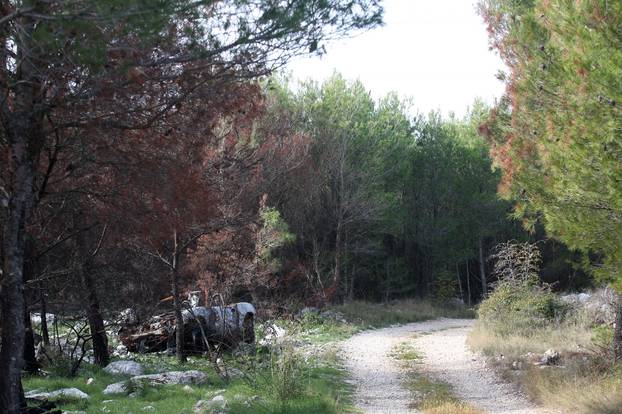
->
[118,302,256,354]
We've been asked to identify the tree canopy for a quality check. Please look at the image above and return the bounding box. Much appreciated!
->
[478,0,622,291]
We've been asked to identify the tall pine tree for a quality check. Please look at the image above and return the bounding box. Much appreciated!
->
[479,0,622,359]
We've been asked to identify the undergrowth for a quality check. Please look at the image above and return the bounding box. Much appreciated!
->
[333,299,475,329]
[470,282,622,413]
[25,299,469,413]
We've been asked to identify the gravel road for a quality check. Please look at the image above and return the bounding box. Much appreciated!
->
[341,318,557,414]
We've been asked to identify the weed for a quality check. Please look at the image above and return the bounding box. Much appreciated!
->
[391,340,483,414]
[334,299,474,329]
[468,321,622,413]
[423,401,486,414]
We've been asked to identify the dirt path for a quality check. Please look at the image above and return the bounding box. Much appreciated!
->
[341,318,555,414]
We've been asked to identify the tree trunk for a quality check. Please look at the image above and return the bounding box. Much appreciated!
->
[23,298,40,374]
[0,134,35,414]
[77,225,110,367]
[40,286,50,346]
[465,260,471,307]
[348,263,355,300]
[82,269,109,366]
[171,232,186,363]
[0,7,45,410]
[23,242,40,374]
[330,222,342,301]
[614,293,622,362]
[478,237,487,299]
[456,263,463,303]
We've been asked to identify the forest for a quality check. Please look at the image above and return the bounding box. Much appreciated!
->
[0,1,621,413]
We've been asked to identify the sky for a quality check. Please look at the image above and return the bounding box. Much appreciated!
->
[285,0,506,117]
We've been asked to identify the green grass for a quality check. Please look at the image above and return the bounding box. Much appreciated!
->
[25,299,471,413]
[266,298,473,346]
[24,353,357,414]
[333,299,475,329]
[270,314,360,344]
[390,340,422,362]
[391,340,484,414]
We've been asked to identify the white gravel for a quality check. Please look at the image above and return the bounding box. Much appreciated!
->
[342,318,558,414]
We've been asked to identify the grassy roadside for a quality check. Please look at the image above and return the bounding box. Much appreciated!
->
[467,282,622,414]
[391,341,484,414]
[467,321,622,414]
[333,300,475,329]
[24,299,473,414]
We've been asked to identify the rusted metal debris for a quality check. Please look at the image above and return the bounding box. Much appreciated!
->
[118,302,256,354]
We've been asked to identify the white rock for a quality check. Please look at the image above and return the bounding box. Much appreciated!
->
[86,377,94,385]
[102,382,128,395]
[104,360,144,376]
[119,308,138,324]
[194,395,228,414]
[259,323,286,346]
[225,368,244,379]
[113,344,129,357]
[298,307,320,317]
[541,349,560,365]
[30,313,56,325]
[103,370,209,395]
[132,370,209,385]
[25,387,89,400]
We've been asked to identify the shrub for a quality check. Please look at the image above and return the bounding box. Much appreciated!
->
[268,344,306,408]
[432,270,458,304]
[45,355,75,378]
[478,278,565,336]
[423,402,485,414]
[479,242,566,336]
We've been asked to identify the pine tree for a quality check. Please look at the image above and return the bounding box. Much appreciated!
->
[479,0,622,359]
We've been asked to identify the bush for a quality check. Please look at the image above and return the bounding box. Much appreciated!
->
[432,270,457,304]
[478,277,566,336]
[268,344,306,409]
[45,355,76,378]
[479,241,566,336]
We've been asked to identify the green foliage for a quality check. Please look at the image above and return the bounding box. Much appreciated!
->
[289,313,359,343]
[402,109,520,296]
[24,351,355,414]
[478,278,565,335]
[22,0,384,74]
[257,206,295,270]
[431,270,458,304]
[264,74,522,301]
[266,345,307,412]
[333,299,475,329]
[392,342,484,414]
[479,242,566,335]
[480,0,622,292]
[45,355,76,378]
[592,324,615,350]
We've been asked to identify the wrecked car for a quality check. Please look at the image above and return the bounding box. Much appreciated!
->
[118,302,256,354]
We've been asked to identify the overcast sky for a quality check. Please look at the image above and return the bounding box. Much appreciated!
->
[285,0,506,117]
